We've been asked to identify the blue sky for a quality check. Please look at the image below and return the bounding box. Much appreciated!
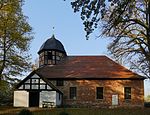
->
[22,0,150,97]
[23,0,108,61]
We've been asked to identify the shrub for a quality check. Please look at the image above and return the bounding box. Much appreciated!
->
[144,102,150,107]
[59,111,69,115]
[18,109,32,115]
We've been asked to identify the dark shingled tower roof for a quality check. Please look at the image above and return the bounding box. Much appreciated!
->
[38,35,66,54]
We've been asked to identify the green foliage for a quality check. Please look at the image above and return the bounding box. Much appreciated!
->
[145,102,150,108]
[0,80,13,106]
[71,0,150,78]
[71,0,107,38]
[0,0,33,80]
[23,108,150,115]
[59,111,69,115]
[145,95,150,102]
[18,109,32,115]
[1,108,150,115]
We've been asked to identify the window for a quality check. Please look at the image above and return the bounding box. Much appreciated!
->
[124,87,131,99]
[70,87,77,99]
[56,80,64,86]
[48,51,52,59]
[96,87,103,99]
[42,51,54,65]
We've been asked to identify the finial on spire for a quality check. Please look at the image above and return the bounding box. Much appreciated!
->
[51,26,56,39]
[52,26,55,35]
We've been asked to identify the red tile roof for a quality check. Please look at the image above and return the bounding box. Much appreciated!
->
[35,56,144,79]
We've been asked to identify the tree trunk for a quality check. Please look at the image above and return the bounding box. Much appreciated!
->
[148,1,150,77]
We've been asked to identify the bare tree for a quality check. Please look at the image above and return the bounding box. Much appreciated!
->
[71,0,150,78]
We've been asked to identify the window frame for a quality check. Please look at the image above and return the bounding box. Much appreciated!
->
[124,87,131,99]
[96,87,104,99]
[70,87,77,99]
[47,51,52,60]
[56,80,64,86]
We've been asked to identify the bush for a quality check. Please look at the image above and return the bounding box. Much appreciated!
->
[18,109,32,115]
[144,102,150,107]
[59,111,69,115]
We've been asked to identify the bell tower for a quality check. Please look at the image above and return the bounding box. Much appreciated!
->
[38,35,67,67]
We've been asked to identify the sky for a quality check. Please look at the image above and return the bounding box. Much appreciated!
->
[22,0,150,97]
[23,0,108,61]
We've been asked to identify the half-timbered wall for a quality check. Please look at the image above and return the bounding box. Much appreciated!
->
[14,74,62,107]
[18,74,52,91]
[39,50,65,66]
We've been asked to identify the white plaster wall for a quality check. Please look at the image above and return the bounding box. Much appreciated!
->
[39,91,56,107]
[31,74,40,78]
[56,92,62,106]
[13,91,29,107]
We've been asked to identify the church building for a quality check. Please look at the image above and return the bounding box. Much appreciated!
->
[13,35,145,108]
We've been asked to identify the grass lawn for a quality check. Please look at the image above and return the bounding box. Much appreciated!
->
[0,107,150,115]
